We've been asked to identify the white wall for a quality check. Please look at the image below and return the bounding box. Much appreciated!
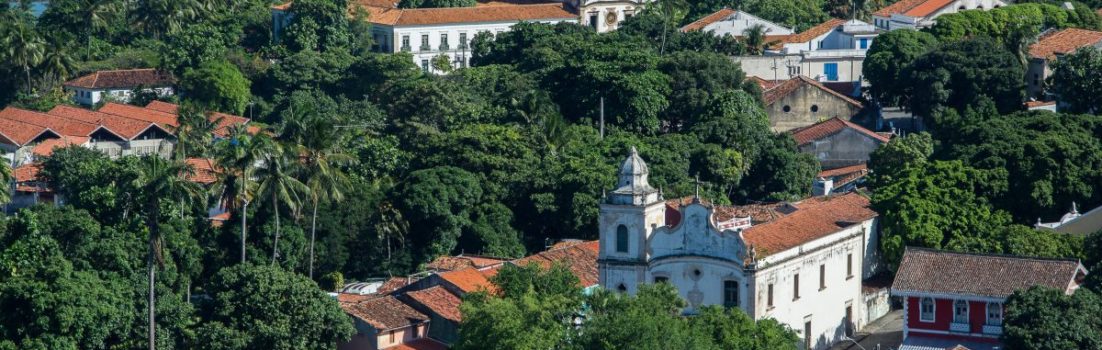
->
[735,54,866,83]
[578,0,646,32]
[67,87,174,106]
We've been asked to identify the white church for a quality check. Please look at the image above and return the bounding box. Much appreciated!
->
[598,147,886,350]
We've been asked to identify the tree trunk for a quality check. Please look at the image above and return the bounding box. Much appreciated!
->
[148,248,156,350]
[271,193,280,263]
[309,199,318,279]
[241,200,248,263]
[24,66,32,91]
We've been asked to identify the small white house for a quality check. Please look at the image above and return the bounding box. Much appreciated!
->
[681,8,793,38]
[63,69,175,106]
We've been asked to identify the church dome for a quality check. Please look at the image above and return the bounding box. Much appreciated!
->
[619,146,649,177]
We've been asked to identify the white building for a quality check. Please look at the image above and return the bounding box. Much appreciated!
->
[734,18,880,86]
[598,147,884,350]
[574,0,649,32]
[680,8,793,37]
[871,0,1007,31]
[63,69,175,106]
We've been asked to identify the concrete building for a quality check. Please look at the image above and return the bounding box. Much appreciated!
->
[758,76,865,132]
[773,19,880,55]
[872,0,1007,31]
[1025,28,1102,99]
[680,8,793,38]
[892,248,1088,350]
[733,19,879,87]
[598,147,886,350]
[63,69,175,106]
[790,117,890,170]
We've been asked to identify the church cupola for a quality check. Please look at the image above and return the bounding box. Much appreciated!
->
[608,146,661,206]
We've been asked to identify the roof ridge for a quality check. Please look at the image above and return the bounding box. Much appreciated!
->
[905,246,1082,264]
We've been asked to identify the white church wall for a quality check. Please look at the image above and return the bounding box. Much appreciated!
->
[648,257,748,313]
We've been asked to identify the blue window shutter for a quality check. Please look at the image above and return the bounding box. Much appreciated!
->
[859,38,869,49]
[824,63,838,81]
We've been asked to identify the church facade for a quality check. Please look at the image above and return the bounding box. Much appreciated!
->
[598,147,882,350]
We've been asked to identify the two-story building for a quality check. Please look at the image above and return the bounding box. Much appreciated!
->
[63,69,175,106]
[735,18,881,89]
[598,147,887,350]
[872,0,1006,31]
[891,248,1088,350]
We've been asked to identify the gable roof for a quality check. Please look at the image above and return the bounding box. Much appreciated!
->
[892,248,1087,298]
[142,101,254,137]
[873,0,933,17]
[97,103,179,128]
[681,8,738,32]
[426,255,506,272]
[64,69,175,89]
[512,240,600,287]
[144,100,178,114]
[742,192,877,255]
[46,105,167,140]
[31,136,90,157]
[762,75,864,108]
[902,0,955,17]
[438,267,497,294]
[185,158,219,184]
[341,296,429,331]
[404,286,463,322]
[0,115,59,147]
[1028,28,1102,60]
[818,163,869,189]
[780,18,846,44]
[790,117,890,145]
[363,3,576,26]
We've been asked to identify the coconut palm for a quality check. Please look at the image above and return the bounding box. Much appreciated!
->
[135,156,203,350]
[172,104,221,160]
[374,199,408,271]
[79,0,119,49]
[283,114,352,279]
[131,0,205,39]
[2,19,45,89]
[39,37,76,81]
[655,0,689,55]
[253,141,310,264]
[211,125,263,263]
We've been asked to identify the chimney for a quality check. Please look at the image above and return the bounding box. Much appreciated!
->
[812,177,833,196]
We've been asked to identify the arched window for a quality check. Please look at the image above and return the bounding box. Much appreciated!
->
[616,225,629,253]
[920,297,935,321]
[953,300,969,323]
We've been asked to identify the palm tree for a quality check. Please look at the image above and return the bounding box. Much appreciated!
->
[79,0,119,50]
[374,200,408,272]
[211,125,263,263]
[3,19,45,90]
[655,0,689,55]
[39,37,76,82]
[131,0,205,39]
[135,156,202,350]
[172,104,220,160]
[742,24,767,55]
[253,141,309,264]
[0,161,13,207]
[283,114,352,279]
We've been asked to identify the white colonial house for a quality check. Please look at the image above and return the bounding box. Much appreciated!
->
[871,0,1006,31]
[63,69,175,106]
[734,18,880,87]
[680,8,793,37]
[573,0,649,32]
[599,147,886,350]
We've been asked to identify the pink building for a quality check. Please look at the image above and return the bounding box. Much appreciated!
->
[891,248,1088,350]
[339,295,437,350]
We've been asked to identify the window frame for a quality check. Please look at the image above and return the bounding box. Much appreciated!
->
[793,274,800,300]
[846,253,853,279]
[986,302,1002,326]
[723,280,739,308]
[767,283,774,308]
[953,299,969,324]
[615,225,629,253]
[919,297,935,322]
[819,264,826,290]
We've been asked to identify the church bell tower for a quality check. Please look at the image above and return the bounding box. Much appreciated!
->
[598,146,666,294]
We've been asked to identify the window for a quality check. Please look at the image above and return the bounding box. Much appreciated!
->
[654,276,668,284]
[803,321,812,350]
[440,33,449,50]
[811,105,820,113]
[421,59,430,72]
[615,225,629,253]
[787,65,801,76]
[846,253,853,278]
[401,35,411,51]
[986,302,1002,326]
[389,330,395,342]
[859,38,869,49]
[767,284,774,307]
[824,63,839,81]
[793,274,800,300]
[953,300,969,323]
[617,283,627,292]
[920,297,935,321]
[589,14,598,29]
[459,32,468,49]
[723,280,739,308]
[819,264,826,290]
[421,34,429,49]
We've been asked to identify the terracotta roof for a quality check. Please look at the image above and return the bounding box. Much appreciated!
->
[144,100,178,114]
[742,192,877,255]
[31,136,89,157]
[438,268,497,294]
[141,101,253,137]
[903,0,955,17]
[790,117,889,145]
[405,286,463,322]
[0,116,58,147]
[1028,28,1102,60]
[362,3,575,26]
[665,197,788,226]
[13,164,49,193]
[341,296,429,331]
[47,105,165,140]
[337,293,376,303]
[681,8,737,32]
[381,277,418,294]
[762,76,864,108]
[781,18,846,44]
[892,248,1086,298]
[511,240,599,287]
[1025,100,1057,108]
[386,338,450,350]
[426,255,506,272]
[749,76,784,90]
[818,163,869,189]
[0,107,115,140]
[872,0,929,17]
[185,158,219,184]
[64,69,175,89]
[97,103,178,128]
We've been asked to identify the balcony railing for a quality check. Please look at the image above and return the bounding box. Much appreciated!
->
[401,45,411,52]
[949,322,970,332]
[982,324,1003,335]
[440,43,450,51]
[419,45,431,52]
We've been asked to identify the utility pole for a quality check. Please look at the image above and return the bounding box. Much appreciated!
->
[599,97,605,139]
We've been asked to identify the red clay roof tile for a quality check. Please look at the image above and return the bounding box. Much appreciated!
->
[742,192,877,255]
[873,0,929,17]
[681,8,737,32]
[97,103,178,128]
[341,296,429,331]
[405,286,463,322]
[1028,28,1102,60]
[790,117,889,145]
[892,248,1086,298]
[0,115,58,147]
[0,107,112,139]
[763,76,864,108]
[64,69,175,89]
[903,0,955,17]
[438,267,497,294]
[47,105,166,140]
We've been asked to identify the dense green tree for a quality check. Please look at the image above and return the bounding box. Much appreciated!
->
[161,23,230,74]
[658,51,751,130]
[1002,286,1102,350]
[864,29,938,107]
[1001,225,1083,259]
[131,0,207,40]
[741,0,829,32]
[1084,230,1102,291]
[397,166,483,264]
[2,18,44,89]
[1048,46,1102,114]
[194,264,354,349]
[738,134,819,202]
[866,132,934,189]
[906,37,1025,118]
[180,60,252,115]
[39,146,142,224]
